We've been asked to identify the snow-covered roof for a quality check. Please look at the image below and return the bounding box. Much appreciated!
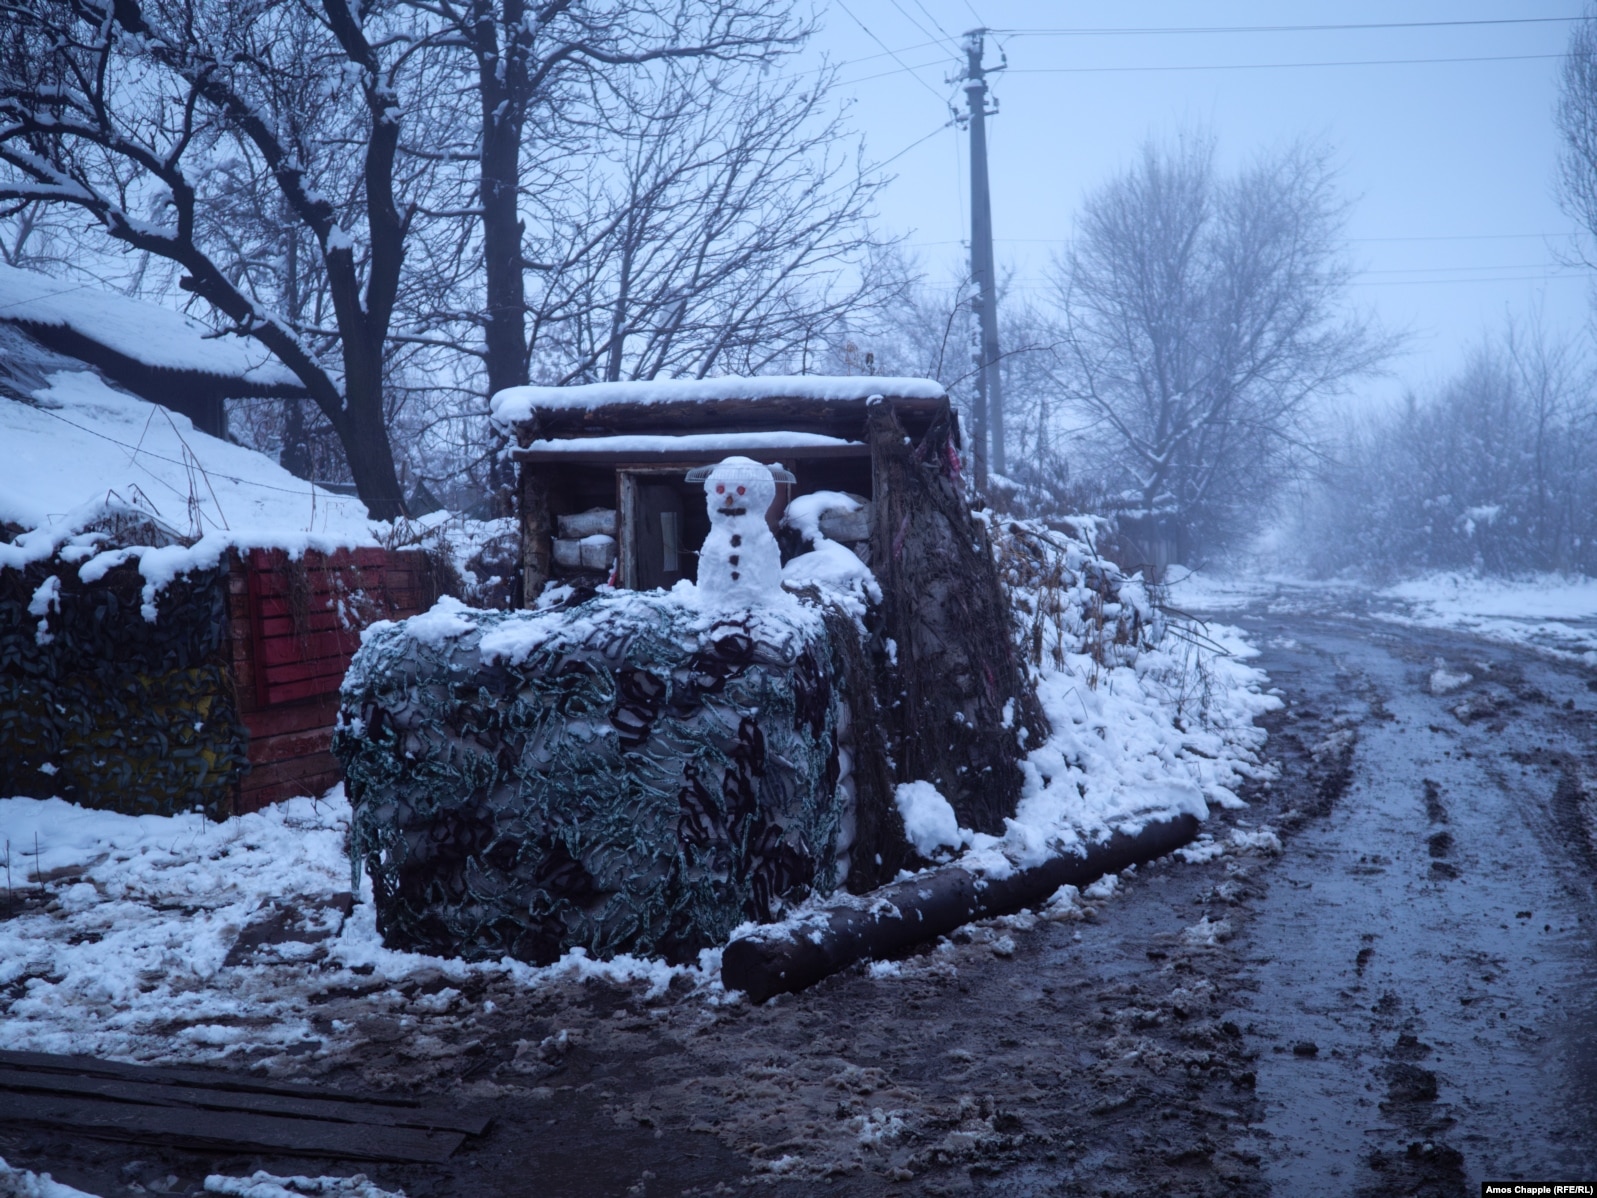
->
[516,430,866,460]
[0,365,380,586]
[0,263,301,391]
[490,375,946,428]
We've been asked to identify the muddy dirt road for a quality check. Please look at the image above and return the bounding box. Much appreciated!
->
[4,591,1595,1197]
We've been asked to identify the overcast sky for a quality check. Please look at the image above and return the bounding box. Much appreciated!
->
[798,1,1589,404]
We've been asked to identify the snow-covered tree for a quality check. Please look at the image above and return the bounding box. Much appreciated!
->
[1048,133,1390,556]
[0,0,452,518]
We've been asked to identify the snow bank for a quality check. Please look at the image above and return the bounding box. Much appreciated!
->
[490,375,945,426]
[0,1156,102,1198]
[925,521,1279,876]
[0,264,299,388]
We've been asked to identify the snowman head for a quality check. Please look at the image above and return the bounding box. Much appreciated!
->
[700,456,778,523]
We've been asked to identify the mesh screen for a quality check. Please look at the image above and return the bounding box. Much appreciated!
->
[0,557,248,818]
[336,591,860,965]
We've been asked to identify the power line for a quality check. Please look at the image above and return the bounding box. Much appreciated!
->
[839,50,1563,90]
[1351,271,1594,285]
[874,120,954,170]
[909,0,960,47]
[904,233,1572,248]
[886,0,959,55]
[1358,262,1586,275]
[1352,232,1568,244]
[812,13,1581,89]
[998,16,1583,36]
[1007,52,1562,76]
[833,1,949,102]
[838,57,960,88]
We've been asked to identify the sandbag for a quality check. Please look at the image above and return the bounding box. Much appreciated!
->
[335,590,868,964]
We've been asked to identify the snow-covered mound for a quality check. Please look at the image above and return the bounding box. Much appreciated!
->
[336,588,873,964]
[939,518,1280,872]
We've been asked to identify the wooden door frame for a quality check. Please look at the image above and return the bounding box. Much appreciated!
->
[617,463,698,590]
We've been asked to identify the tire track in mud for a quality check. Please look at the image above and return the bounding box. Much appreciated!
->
[1225,608,1597,1197]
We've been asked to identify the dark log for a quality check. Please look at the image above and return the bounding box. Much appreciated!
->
[503,394,948,443]
[721,813,1200,1004]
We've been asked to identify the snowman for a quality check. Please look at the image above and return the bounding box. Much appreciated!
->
[690,456,788,609]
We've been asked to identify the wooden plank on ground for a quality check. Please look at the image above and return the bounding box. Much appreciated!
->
[0,1068,489,1135]
[0,1050,408,1105]
[0,1091,464,1163]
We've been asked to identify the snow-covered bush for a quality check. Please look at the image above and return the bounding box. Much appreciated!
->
[989,515,1161,678]
[1298,331,1597,579]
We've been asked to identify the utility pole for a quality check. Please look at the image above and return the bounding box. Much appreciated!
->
[959,28,1005,488]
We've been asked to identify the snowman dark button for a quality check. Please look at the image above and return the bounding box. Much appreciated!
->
[729,555,739,565]
[731,535,742,547]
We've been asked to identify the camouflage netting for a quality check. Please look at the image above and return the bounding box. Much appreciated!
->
[0,554,248,818]
[335,589,890,965]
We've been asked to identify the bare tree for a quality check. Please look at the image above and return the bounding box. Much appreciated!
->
[1049,133,1390,554]
[0,0,453,519]
[1559,8,1597,264]
[377,18,905,500]
[1300,320,1597,578]
[528,57,903,384]
[403,1,806,398]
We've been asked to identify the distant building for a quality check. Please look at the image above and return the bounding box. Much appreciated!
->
[0,263,307,437]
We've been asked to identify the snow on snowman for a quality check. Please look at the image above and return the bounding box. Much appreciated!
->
[687,456,791,609]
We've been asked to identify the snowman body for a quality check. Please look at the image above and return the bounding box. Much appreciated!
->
[697,457,784,608]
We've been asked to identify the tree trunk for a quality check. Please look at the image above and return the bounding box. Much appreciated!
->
[474,0,531,502]
[339,383,407,522]
[867,400,1047,834]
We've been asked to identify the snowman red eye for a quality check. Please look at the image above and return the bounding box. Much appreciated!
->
[715,484,725,494]
[736,485,746,495]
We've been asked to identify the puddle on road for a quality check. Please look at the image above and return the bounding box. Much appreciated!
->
[1231,623,1597,1193]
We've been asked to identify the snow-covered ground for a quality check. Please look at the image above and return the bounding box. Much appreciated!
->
[0,1154,407,1198]
[1,605,1279,1071]
[1376,571,1597,665]
[1168,568,1597,666]
[0,789,689,1066]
